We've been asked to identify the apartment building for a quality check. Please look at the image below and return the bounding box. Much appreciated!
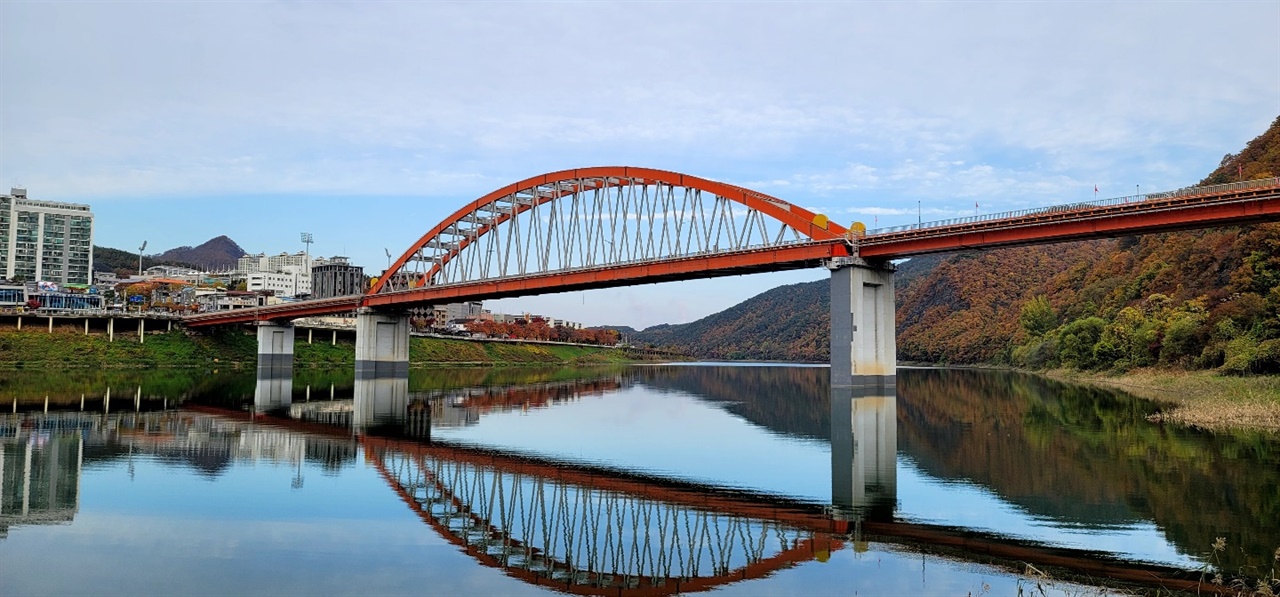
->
[0,188,94,286]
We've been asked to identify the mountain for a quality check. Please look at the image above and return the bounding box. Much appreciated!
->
[629,255,944,361]
[93,235,246,275]
[631,115,1280,373]
[151,235,246,270]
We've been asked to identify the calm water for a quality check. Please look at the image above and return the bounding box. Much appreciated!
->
[2,364,1277,596]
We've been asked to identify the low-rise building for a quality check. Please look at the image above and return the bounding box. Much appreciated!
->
[242,271,311,297]
[195,290,270,312]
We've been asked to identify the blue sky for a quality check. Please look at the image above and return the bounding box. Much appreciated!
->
[2,1,1277,328]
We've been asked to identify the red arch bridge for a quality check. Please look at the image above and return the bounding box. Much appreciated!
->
[182,167,1280,383]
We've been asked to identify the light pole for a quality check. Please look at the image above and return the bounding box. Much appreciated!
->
[137,241,147,276]
[301,232,313,297]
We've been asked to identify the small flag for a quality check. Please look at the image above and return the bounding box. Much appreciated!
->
[1094,184,1098,194]
[1239,164,1244,179]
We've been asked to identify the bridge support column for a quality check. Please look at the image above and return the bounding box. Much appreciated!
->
[355,308,409,378]
[256,321,296,370]
[255,321,295,414]
[354,308,415,437]
[828,258,896,384]
[828,257,898,531]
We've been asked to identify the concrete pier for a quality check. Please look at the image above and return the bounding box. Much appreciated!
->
[256,321,296,370]
[355,308,409,378]
[828,258,897,385]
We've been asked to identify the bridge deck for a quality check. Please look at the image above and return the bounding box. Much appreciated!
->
[182,176,1280,326]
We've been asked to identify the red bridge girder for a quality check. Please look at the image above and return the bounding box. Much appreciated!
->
[363,240,850,309]
[858,179,1280,258]
[181,172,1280,327]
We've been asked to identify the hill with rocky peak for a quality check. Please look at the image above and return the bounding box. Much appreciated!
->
[93,235,246,275]
[151,235,246,270]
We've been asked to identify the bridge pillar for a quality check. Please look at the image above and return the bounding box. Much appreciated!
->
[355,308,409,378]
[828,258,896,384]
[256,321,296,370]
[354,308,416,438]
[255,321,295,414]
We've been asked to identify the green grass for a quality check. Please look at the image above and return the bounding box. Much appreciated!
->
[1046,368,1280,432]
[0,328,646,370]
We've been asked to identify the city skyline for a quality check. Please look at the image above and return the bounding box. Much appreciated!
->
[3,2,1278,328]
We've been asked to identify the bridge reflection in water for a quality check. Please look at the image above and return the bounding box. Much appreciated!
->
[373,442,839,594]
[0,367,1211,594]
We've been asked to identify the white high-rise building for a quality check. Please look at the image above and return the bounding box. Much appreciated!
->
[235,250,315,298]
[0,188,94,285]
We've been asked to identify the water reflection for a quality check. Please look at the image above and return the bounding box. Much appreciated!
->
[830,384,896,522]
[0,430,80,538]
[2,363,1278,590]
[2,408,1219,595]
[254,362,293,415]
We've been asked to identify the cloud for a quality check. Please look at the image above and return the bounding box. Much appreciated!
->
[3,1,1276,327]
[5,2,1276,201]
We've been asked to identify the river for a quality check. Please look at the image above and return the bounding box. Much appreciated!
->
[1,364,1277,595]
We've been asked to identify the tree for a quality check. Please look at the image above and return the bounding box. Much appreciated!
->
[1018,295,1057,337]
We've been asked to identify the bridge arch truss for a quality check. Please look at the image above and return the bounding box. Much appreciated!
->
[371,167,848,296]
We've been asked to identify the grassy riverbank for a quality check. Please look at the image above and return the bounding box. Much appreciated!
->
[1045,368,1280,433]
[0,328,646,369]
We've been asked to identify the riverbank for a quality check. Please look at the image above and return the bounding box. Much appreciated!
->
[1045,368,1280,433]
[0,328,649,369]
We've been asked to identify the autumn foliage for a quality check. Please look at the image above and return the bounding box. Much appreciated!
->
[463,319,620,346]
[634,116,1280,374]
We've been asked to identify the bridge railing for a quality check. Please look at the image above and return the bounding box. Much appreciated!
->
[865,176,1280,236]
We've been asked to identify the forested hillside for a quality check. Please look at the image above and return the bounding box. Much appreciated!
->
[92,246,194,275]
[633,116,1280,373]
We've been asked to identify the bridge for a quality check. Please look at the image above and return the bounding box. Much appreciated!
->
[181,167,1280,386]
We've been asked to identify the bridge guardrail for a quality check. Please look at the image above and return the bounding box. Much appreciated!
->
[864,176,1280,236]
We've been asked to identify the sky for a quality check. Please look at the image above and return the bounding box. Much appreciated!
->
[2,1,1278,329]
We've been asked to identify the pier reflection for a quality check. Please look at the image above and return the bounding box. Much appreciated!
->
[352,372,414,437]
[254,362,294,415]
[830,380,896,522]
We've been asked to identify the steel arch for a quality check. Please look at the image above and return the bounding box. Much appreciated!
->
[369,167,846,295]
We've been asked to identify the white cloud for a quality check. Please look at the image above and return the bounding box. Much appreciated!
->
[2,1,1276,326]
